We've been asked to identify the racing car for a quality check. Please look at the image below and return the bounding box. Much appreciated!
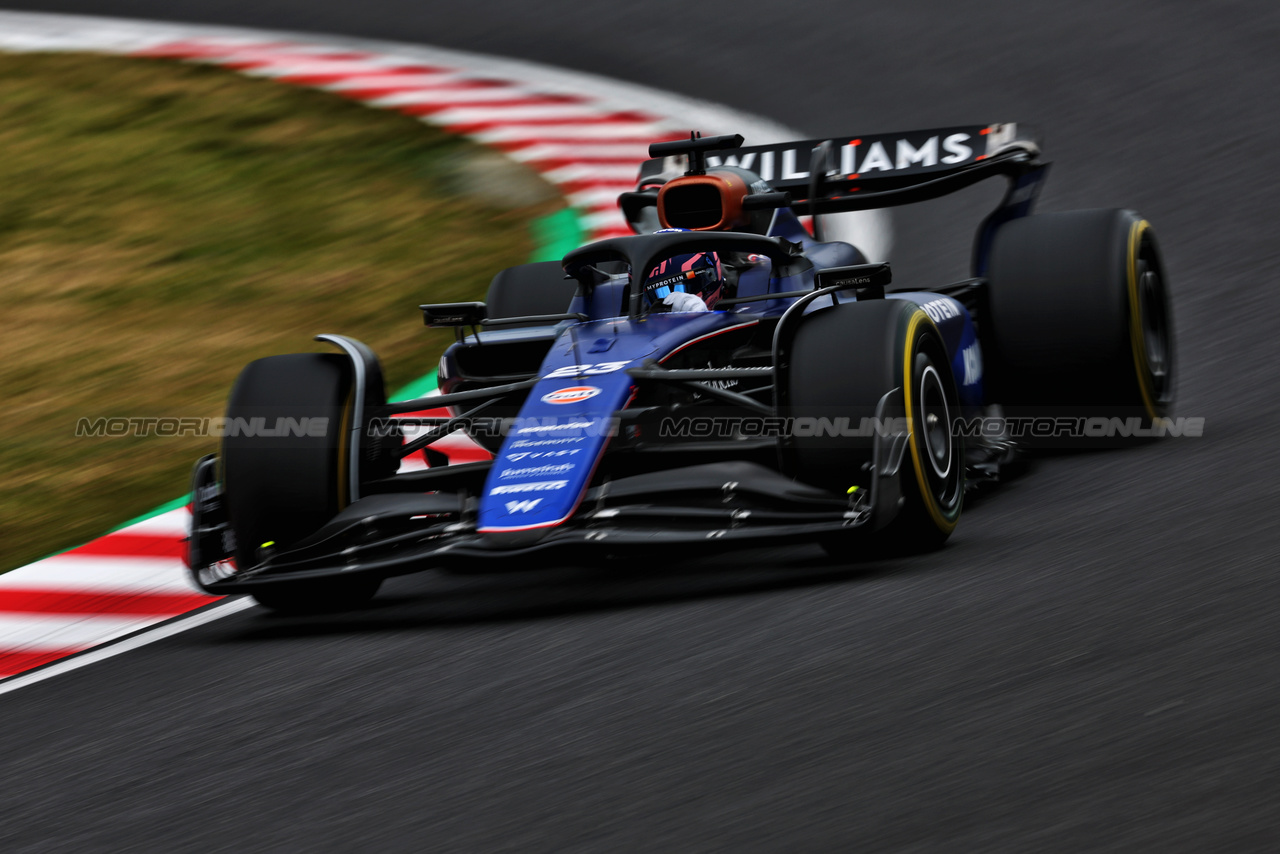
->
[185,124,1174,611]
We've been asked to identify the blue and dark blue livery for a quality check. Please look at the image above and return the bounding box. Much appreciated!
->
[185,123,1175,609]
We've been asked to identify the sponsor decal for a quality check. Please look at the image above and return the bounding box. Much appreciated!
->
[921,298,960,324]
[544,362,629,379]
[830,275,874,287]
[516,420,595,434]
[961,344,984,386]
[694,361,738,392]
[504,499,542,514]
[489,480,568,495]
[507,449,583,461]
[510,437,585,448]
[500,463,574,479]
[644,273,686,292]
[705,132,976,183]
[541,385,602,405]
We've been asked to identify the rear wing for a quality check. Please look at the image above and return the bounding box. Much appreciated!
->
[638,123,1044,214]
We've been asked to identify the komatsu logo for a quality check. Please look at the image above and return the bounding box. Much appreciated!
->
[706,133,974,182]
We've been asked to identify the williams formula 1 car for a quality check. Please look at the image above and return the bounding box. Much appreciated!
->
[186,124,1175,611]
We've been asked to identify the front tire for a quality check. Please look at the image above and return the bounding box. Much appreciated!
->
[781,299,963,556]
[221,352,384,612]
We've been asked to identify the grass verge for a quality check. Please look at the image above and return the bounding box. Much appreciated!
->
[0,52,564,571]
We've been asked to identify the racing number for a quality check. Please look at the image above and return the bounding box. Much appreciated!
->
[544,361,629,379]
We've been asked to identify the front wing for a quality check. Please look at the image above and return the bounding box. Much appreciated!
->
[188,454,907,595]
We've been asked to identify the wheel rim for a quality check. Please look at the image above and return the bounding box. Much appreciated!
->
[919,364,952,480]
[907,331,962,531]
[1137,257,1171,401]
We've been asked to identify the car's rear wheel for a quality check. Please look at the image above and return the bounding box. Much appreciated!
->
[221,353,382,612]
[984,208,1175,442]
[438,260,580,455]
[484,260,578,326]
[781,299,964,556]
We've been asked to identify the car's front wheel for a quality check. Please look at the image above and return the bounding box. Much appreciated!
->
[221,352,383,612]
[780,298,963,557]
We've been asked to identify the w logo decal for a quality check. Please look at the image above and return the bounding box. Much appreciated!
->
[504,499,542,514]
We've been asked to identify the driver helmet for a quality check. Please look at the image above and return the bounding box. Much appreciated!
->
[641,228,725,311]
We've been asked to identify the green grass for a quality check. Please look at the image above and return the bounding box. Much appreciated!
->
[0,52,564,571]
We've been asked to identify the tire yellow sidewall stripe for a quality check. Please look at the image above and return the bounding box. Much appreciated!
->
[335,385,355,511]
[903,309,959,535]
[1126,219,1160,419]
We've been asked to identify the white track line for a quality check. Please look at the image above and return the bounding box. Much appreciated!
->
[0,599,256,697]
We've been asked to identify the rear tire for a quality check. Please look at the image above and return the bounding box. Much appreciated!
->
[484,260,578,326]
[985,209,1175,437]
[443,261,578,453]
[781,299,964,556]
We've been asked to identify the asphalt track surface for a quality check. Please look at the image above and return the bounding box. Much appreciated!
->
[4,2,1279,850]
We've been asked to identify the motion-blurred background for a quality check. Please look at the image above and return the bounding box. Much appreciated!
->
[1,2,1278,850]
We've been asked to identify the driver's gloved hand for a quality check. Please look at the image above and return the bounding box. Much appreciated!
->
[663,292,709,313]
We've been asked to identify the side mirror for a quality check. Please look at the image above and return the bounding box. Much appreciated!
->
[814,263,892,300]
[420,302,487,328]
